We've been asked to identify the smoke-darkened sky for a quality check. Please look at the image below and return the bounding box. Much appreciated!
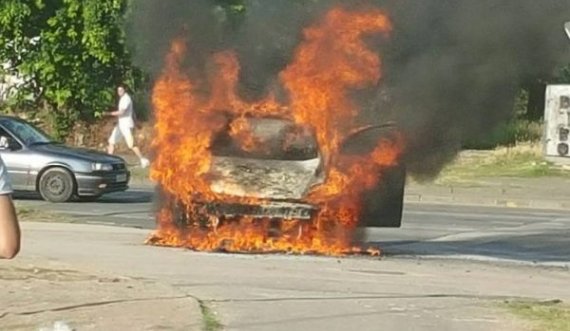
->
[128,0,570,178]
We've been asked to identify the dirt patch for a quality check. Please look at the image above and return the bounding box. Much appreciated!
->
[0,261,201,331]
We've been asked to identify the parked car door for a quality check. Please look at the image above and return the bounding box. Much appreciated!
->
[0,126,32,190]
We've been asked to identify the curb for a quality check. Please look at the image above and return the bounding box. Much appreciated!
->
[405,193,570,211]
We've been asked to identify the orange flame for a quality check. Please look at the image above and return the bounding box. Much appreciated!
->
[148,7,401,256]
[282,7,392,163]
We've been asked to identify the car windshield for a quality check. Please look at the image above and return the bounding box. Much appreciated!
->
[0,118,54,146]
[211,118,319,161]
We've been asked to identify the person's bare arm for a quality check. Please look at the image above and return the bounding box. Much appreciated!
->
[110,107,127,117]
[110,96,130,117]
[0,194,20,259]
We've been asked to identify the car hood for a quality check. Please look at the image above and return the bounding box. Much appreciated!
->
[208,156,323,201]
[31,144,123,163]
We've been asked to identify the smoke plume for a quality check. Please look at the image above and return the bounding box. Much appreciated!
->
[128,0,570,178]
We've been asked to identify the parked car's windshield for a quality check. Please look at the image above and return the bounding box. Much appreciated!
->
[0,118,54,146]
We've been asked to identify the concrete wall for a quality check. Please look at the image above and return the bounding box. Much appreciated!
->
[544,84,570,158]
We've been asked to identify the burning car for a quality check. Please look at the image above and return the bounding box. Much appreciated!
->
[160,114,405,237]
[149,7,403,255]
[203,116,325,222]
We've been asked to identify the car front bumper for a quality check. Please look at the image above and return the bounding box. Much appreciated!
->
[170,198,319,229]
[200,201,318,220]
[75,171,130,196]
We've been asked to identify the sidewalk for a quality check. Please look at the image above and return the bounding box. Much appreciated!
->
[406,176,570,211]
[0,225,202,331]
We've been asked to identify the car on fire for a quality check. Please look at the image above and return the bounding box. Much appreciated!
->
[0,116,130,202]
[169,116,405,229]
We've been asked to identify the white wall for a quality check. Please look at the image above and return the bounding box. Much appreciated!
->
[544,84,570,157]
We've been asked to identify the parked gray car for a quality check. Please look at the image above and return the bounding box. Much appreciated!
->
[0,116,130,202]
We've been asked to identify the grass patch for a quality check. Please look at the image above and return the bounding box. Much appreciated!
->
[504,299,570,331]
[436,144,570,185]
[116,153,151,183]
[14,204,73,223]
[16,206,41,218]
[129,166,150,182]
[200,302,223,331]
[463,119,543,150]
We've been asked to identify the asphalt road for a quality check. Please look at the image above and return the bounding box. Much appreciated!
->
[14,187,570,267]
[10,189,570,331]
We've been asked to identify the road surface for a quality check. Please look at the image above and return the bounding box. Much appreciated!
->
[14,187,570,266]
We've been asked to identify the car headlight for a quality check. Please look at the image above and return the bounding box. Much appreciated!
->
[92,163,113,171]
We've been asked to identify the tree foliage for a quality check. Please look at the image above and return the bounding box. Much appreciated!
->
[0,0,141,138]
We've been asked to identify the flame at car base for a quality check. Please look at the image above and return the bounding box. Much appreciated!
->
[147,6,403,256]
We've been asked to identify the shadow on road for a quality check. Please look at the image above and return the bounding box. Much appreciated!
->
[13,189,155,204]
[375,234,570,264]
[92,190,155,204]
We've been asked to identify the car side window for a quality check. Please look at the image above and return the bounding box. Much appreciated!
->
[0,127,22,151]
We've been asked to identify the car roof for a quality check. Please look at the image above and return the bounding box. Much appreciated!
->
[0,115,29,123]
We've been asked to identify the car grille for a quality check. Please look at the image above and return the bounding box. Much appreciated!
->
[96,171,129,183]
[112,163,126,171]
[197,201,317,220]
[106,181,129,190]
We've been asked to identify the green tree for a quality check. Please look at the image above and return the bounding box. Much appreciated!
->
[0,0,142,139]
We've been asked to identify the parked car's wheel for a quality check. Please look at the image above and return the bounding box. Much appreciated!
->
[39,168,76,203]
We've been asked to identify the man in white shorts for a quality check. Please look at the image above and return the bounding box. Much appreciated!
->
[0,155,20,259]
[106,85,150,168]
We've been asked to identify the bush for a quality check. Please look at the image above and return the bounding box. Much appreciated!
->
[463,119,543,150]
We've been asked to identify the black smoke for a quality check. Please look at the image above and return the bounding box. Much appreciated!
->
[128,0,570,179]
[381,1,570,178]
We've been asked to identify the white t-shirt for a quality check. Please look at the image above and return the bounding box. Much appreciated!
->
[118,93,135,128]
[0,156,13,195]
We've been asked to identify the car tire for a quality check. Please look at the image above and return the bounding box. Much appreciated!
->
[39,168,76,203]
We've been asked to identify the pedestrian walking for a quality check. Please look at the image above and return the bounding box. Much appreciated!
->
[106,84,150,168]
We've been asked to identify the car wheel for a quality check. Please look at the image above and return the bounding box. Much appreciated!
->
[39,168,76,203]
